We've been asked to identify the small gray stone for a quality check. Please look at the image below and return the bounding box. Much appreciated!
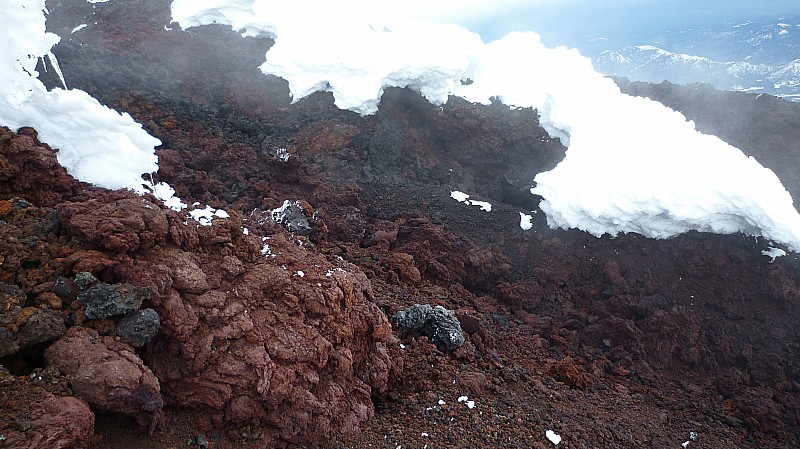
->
[73,272,98,290]
[193,434,209,449]
[11,198,30,210]
[80,283,151,320]
[52,277,72,298]
[271,201,311,235]
[392,304,465,351]
[17,310,66,347]
[115,308,160,346]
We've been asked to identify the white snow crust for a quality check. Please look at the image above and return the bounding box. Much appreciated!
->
[1,0,160,191]
[169,0,800,253]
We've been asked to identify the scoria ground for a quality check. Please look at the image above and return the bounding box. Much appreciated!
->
[2,0,800,448]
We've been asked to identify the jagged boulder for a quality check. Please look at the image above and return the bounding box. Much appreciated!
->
[392,304,465,351]
[80,283,152,320]
[115,308,160,347]
[56,193,402,446]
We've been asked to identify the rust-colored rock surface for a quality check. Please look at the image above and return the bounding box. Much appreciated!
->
[0,126,82,207]
[0,367,94,449]
[44,326,164,428]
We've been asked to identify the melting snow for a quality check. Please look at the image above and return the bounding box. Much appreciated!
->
[450,191,492,212]
[457,395,475,409]
[519,212,533,230]
[189,205,230,226]
[762,246,786,262]
[170,0,800,253]
[151,182,187,211]
[546,429,562,445]
[1,0,160,191]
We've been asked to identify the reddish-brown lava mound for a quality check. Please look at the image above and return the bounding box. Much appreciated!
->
[1,0,799,448]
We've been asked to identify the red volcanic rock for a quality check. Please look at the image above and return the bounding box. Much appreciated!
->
[139,229,395,445]
[391,213,510,292]
[494,280,543,311]
[46,192,403,445]
[44,326,164,430]
[385,252,422,284]
[28,394,95,449]
[0,126,82,207]
[0,367,94,449]
[58,195,170,253]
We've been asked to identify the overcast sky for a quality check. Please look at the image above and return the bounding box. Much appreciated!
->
[452,0,800,44]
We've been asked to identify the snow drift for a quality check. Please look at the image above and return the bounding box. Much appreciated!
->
[171,0,800,252]
[2,0,799,253]
[0,0,159,191]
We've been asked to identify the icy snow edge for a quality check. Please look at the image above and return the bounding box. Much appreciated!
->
[1,0,159,191]
[170,0,800,253]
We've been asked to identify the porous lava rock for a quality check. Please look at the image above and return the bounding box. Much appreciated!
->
[0,366,95,449]
[44,326,164,430]
[115,308,160,347]
[392,304,465,351]
[58,194,170,253]
[80,282,152,320]
[0,282,66,357]
[58,190,398,446]
[0,126,82,207]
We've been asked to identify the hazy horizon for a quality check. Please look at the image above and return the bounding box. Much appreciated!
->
[457,0,799,45]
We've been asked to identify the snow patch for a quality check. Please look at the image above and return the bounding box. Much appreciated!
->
[189,205,230,226]
[762,246,786,262]
[546,429,561,445]
[151,182,187,211]
[450,191,492,212]
[1,0,160,191]
[519,212,533,230]
[457,395,475,409]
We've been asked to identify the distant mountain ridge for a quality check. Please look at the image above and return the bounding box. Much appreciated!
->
[586,17,800,101]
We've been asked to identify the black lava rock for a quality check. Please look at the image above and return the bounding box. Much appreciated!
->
[392,304,465,351]
[271,200,312,235]
[73,272,98,290]
[51,277,72,298]
[115,308,160,346]
[80,283,151,320]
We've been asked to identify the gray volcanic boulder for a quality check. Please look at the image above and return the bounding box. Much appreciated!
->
[392,304,465,351]
[80,283,151,319]
[115,308,160,347]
